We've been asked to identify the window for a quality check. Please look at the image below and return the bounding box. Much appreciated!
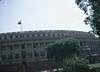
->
[8,45,13,50]
[10,36,12,38]
[14,45,19,48]
[1,55,7,60]
[37,34,40,36]
[15,35,18,38]
[32,34,34,37]
[4,36,7,39]
[21,51,26,59]
[21,44,25,49]
[1,46,6,51]
[22,35,24,38]
[8,54,13,60]
[46,42,50,45]
[57,33,59,36]
[27,44,32,48]
[48,34,50,36]
[40,51,45,57]
[40,43,44,47]
[33,45,36,48]
[20,35,22,38]
[53,33,55,36]
[28,52,33,58]
[27,35,29,37]
[61,33,64,36]
[33,43,38,48]
[34,50,39,57]
[80,41,83,47]
[43,34,45,36]
[15,54,20,59]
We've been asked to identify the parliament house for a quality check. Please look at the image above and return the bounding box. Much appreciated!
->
[0,30,100,64]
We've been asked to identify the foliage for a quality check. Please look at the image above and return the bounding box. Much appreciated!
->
[61,56,90,72]
[46,38,82,61]
[75,0,100,37]
[0,57,3,64]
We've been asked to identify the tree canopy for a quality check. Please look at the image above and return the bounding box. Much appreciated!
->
[61,56,90,72]
[0,57,3,64]
[46,38,82,61]
[75,0,100,37]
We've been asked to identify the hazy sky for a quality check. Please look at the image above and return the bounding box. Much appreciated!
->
[0,0,91,33]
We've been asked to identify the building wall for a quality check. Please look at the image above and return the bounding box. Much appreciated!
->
[0,30,99,64]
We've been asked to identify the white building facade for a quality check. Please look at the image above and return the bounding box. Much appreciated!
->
[0,30,99,64]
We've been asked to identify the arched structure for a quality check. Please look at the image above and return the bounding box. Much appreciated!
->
[0,30,99,64]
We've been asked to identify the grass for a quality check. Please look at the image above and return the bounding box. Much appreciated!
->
[89,63,100,69]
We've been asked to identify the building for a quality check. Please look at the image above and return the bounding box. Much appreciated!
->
[0,30,100,64]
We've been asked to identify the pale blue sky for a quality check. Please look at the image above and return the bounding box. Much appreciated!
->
[0,0,91,33]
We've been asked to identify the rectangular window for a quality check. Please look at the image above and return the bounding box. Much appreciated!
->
[15,35,18,38]
[10,36,12,38]
[14,45,19,49]
[8,54,13,60]
[7,45,13,50]
[4,36,7,39]
[28,52,33,58]
[32,34,34,37]
[34,50,39,57]
[21,44,25,49]
[37,34,40,36]
[15,54,20,59]
[43,34,45,36]
[40,51,45,57]
[21,51,26,59]
[1,55,7,60]
[27,35,29,37]
[40,43,44,48]
[1,46,6,51]
[80,41,83,47]
[27,44,32,49]
[33,43,38,48]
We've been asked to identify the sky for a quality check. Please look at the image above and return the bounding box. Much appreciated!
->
[0,0,91,33]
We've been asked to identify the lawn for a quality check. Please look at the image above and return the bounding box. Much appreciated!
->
[89,63,100,69]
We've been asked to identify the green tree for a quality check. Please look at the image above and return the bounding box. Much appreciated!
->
[61,56,90,72]
[46,38,82,71]
[46,38,82,61]
[75,0,100,37]
[0,57,3,64]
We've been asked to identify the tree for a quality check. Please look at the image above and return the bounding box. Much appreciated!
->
[0,57,3,64]
[61,56,90,72]
[75,0,100,37]
[46,38,82,61]
[46,38,82,72]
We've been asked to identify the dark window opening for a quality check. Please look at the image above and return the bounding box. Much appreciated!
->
[8,55,13,60]
[15,54,20,59]
[27,35,29,37]
[10,36,12,38]
[15,35,18,38]
[34,50,39,57]
[21,44,25,49]
[40,51,45,57]
[28,52,33,58]
[1,55,7,60]
[21,51,26,59]
[4,37,7,39]
[37,34,40,36]
[8,45,13,50]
